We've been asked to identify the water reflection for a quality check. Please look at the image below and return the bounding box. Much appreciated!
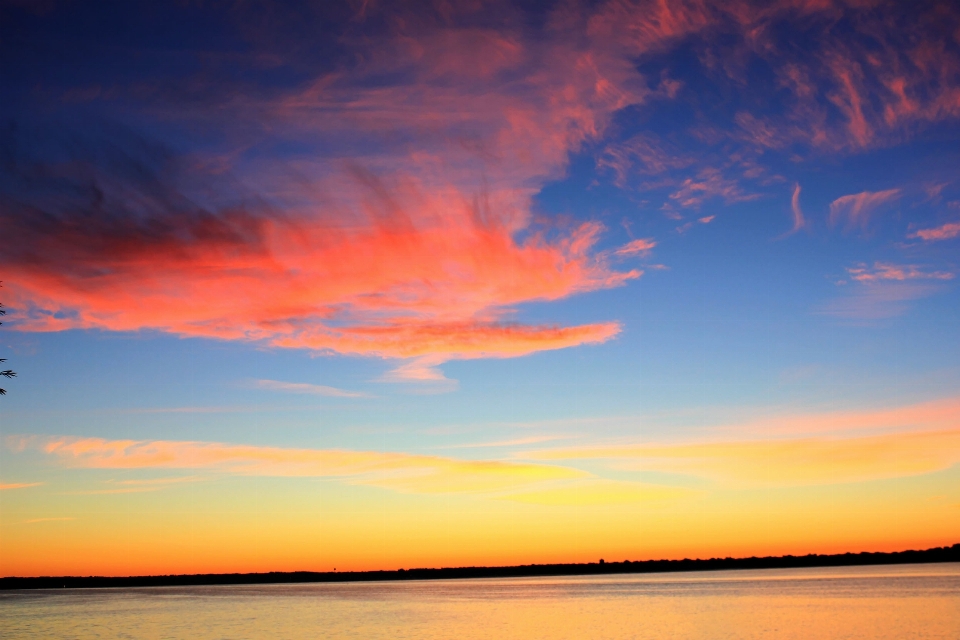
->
[1,564,958,639]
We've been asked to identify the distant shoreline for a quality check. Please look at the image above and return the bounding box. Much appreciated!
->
[2,544,957,590]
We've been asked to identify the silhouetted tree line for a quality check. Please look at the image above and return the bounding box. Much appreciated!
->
[2,543,957,590]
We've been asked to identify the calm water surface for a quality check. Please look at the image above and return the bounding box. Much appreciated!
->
[1,563,958,639]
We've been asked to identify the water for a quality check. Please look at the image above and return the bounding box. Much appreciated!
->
[1,564,958,639]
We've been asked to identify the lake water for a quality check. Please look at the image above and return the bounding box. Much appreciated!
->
[1,564,958,639]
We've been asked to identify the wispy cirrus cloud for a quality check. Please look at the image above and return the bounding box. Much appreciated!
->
[821,262,953,320]
[783,183,806,236]
[613,238,657,257]
[821,282,946,321]
[20,518,75,525]
[15,435,585,496]
[10,435,688,505]
[910,221,960,241]
[533,428,960,488]
[528,396,960,487]
[0,482,43,490]
[254,379,368,398]
[846,262,954,283]
[828,189,901,233]
[594,0,960,202]
[598,133,694,186]
[668,167,759,209]
[507,396,960,494]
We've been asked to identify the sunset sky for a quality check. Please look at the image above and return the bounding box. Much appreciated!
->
[1,0,959,577]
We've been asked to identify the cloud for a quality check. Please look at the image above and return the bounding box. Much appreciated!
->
[0,4,660,380]
[109,476,206,487]
[614,238,657,257]
[910,221,960,241]
[821,263,954,318]
[6,0,960,381]
[0,482,43,490]
[525,396,960,487]
[829,189,901,232]
[254,379,368,398]
[819,262,953,319]
[18,435,587,496]
[820,281,945,320]
[668,167,759,209]
[712,396,960,439]
[10,434,689,506]
[20,518,76,525]
[544,428,960,487]
[846,262,954,283]
[597,133,694,186]
[783,183,805,236]
[0,129,638,379]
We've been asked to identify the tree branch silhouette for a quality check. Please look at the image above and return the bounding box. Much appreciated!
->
[0,283,14,395]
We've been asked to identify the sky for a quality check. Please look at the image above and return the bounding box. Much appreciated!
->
[1,0,959,577]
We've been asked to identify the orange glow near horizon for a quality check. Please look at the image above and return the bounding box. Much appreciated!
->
[3,396,958,577]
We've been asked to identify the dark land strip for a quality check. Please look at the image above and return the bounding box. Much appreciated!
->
[2,543,957,590]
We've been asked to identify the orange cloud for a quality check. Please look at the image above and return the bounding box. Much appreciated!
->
[829,189,900,231]
[532,397,960,488]
[21,435,586,496]
[12,435,691,506]
[910,221,960,241]
[20,518,76,525]
[0,482,43,490]
[571,428,960,487]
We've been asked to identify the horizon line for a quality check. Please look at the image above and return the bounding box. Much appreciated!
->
[3,544,958,590]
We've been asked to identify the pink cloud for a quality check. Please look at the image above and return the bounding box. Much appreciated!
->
[783,183,806,236]
[4,194,637,378]
[597,134,694,186]
[253,380,368,398]
[2,16,654,380]
[828,189,900,232]
[826,59,873,148]
[668,168,758,208]
[614,238,657,256]
[822,262,953,320]
[7,0,960,378]
[846,262,954,283]
[910,222,960,241]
